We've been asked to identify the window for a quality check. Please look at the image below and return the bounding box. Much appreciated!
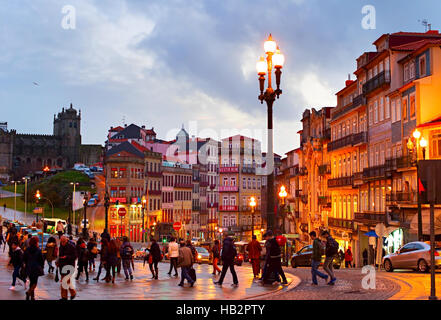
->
[402,97,408,121]
[369,104,373,126]
[374,100,378,123]
[419,55,427,77]
[385,97,390,119]
[410,94,416,119]
[391,100,396,122]
[379,97,384,122]
[430,130,441,158]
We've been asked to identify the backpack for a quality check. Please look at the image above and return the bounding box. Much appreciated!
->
[328,237,339,256]
[122,245,133,258]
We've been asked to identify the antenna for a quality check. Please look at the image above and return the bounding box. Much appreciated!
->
[122,115,126,126]
[419,19,430,31]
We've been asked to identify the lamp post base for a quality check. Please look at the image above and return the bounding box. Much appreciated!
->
[429,295,438,300]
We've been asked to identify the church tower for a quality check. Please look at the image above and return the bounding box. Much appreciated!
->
[53,103,82,168]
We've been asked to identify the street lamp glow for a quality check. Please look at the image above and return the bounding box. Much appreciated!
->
[256,56,266,75]
[278,185,287,198]
[249,196,257,208]
[264,34,277,53]
[272,48,285,68]
[219,228,223,233]
[413,129,421,140]
[420,137,428,148]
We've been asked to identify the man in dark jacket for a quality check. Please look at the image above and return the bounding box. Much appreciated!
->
[9,242,25,290]
[214,236,238,287]
[309,231,328,285]
[262,231,288,285]
[120,237,134,280]
[57,236,77,300]
[321,230,337,285]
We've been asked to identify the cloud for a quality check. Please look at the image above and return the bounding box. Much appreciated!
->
[288,71,337,107]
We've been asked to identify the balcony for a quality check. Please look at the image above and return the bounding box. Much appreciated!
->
[219,205,238,212]
[174,183,193,188]
[219,165,239,173]
[207,202,218,208]
[386,155,415,172]
[363,164,390,181]
[354,212,386,224]
[318,164,331,175]
[290,167,300,177]
[295,189,302,197]
[318,196,331,207]
[328,217,354,231]
[327,132,367,152]
[299,167,308,176]
[146,171,162,177]
[327,176,354,188]
[192,205,200,211]
[386,192,417,203]
[332,95,366,121]
[241,166,256,174]
[362,70,390,95]
[200,181,209,187]
[219,185,239,192]
[148,190,161,196]
[240,205,261,212]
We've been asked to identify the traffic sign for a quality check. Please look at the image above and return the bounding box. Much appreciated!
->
[33,207,43,214]
[173,221,182,231]
[118,207,127,217]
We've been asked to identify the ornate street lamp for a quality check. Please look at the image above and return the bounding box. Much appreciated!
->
[249,196,257,236]
[82,195,89,240]
[278,185,288,233]
[101,192,110,241]
[256,34,285,231]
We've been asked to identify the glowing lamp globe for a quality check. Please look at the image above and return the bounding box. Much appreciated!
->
[256,57,266,75]
[264,34,277,53]
[413,129,421,140]
[272,49,285,68]
[420,137,428,148]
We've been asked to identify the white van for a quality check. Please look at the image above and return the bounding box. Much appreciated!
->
[42,218,67,233]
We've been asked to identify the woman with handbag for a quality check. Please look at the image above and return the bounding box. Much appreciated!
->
[23,236,44,300]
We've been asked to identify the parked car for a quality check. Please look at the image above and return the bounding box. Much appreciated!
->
[195,246,210,264]
[291,245,341,269]
[42,218,66,234]
[134,247,148,260]
[383,241,441,272]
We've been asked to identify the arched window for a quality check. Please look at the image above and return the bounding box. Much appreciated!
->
[57,158,63,167]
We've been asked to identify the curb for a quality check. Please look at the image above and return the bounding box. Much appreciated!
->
[242,272,302,300]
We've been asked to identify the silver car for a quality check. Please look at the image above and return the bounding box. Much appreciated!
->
[383,241,441,272]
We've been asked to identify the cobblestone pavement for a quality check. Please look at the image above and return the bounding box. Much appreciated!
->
[260,266,402,300]
[0,248,298,300]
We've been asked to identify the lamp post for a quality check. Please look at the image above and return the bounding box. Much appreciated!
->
[35,190,41,222]
[278,185,288,234]
[22,176,30,220]
[101,192,110,240]
[142,197,147,243]
[250,196,257,237]
[10,180,19,221]
[256,34,285,231]
[82,194,89,240]
[410,129,425,241]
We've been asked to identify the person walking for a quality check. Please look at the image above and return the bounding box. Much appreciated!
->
[9,241,25,290]
[56,221,64,238]
[246,235,262,278]
[87,237,98,272]
[211,240,221,276]
[23,236,44,300]
[345,246,353,268]
[309,231,328,285]
[75,238,89,282]
[321,230,338,285]
[167,237,179,277]
[214,236,238,287]
[177,241,195,287]
[261,231,287,285]
[93,238,109,281]
[120,236,134,280]
[148,239,161,280]
[105,239,118,283]
[44,236,58,274]
[57,236,77,300]
[115,237,122,274]
[3,203,6,212]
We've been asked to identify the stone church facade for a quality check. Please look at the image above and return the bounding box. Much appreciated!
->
[0,104,102,182]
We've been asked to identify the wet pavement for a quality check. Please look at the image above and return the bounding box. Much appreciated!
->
[0,248,298,300]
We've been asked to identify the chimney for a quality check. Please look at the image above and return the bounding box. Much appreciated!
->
[426,30,439,35]
[141,125,145,129]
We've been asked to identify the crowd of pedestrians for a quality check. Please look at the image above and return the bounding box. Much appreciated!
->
[2,219,303,300]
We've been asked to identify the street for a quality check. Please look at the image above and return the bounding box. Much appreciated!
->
[0,248,297,300]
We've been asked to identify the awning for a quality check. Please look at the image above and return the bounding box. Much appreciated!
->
[364,231,378,237]
[410,208,441,235]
